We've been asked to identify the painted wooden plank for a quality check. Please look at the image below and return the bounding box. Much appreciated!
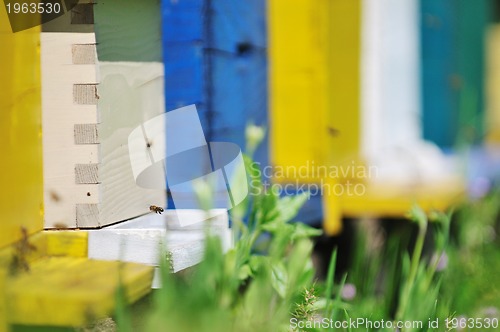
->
[76,204,99,228]
[268,0,361,233]
[327,0,362,164]
[420,0,459,148]
[162,0,268,213]
[0,229,151,328]
[269,0,361,169]
[41,32,100,228]
[340,178,465,217]
[261,0,329,227]
[360,0,421,157]
[96,62,166,225]
[162,0,205,114]
[210,0,268,164]
[44,0,166,228]
[0,9,43,248]
[45,231,88,258]
[268,0,331,175]
[421,0,490,148]
[93,0,162,62]
[324,0,362,234]
[91,0,166,225]
[455,0,489,145]
[88,210,232,287]
[6,257,153,326]
[486,24,500,144]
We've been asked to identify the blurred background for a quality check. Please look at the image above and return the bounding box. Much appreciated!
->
[163,0,500,231]
[3,1,500,329]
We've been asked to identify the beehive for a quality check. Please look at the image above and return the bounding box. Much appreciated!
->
[41,0,166,228]
[0,7,154,329]
[268,0,465,234]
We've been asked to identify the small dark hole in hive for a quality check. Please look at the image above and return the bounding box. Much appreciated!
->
[87,192,91,197]
[236,42,252,56]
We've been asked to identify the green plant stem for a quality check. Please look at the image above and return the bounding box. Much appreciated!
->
[324,249,337,321]
[396,218,427,321]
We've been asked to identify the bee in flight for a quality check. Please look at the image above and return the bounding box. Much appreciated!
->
[149,205,164,214]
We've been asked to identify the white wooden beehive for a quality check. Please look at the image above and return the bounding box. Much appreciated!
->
[41,5,166,229]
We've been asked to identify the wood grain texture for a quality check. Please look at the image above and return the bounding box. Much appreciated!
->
[93,0,161,62]
[88,211,232,277]
[97,61,166,226]
[44,9,166,228]
[42,32,100,229]
[6,257,153,326]
[0,5,43,251]
[74,123,99,144]
[76,204,99,228]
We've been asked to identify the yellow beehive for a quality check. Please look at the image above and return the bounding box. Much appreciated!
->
[268,0,464,235]
[269,0,362,234]
[0,9,153,330]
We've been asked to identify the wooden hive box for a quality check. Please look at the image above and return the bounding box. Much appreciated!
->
[41,0,166,229]
[268,0,465,234]
[0,7,154,330]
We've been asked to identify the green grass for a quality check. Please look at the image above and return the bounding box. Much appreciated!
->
[16,145,500,332]
[108,157,500,332]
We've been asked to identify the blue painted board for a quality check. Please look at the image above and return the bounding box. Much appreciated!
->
[420,0,459,148]
[421,0,491,148]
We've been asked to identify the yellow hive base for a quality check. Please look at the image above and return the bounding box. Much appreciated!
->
[323,178,465,235]
[0,231,154,328]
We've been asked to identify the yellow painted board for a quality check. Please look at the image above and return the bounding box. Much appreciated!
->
[322,177,343,235]
[322,179,465,235]
[45,230,88,258]
[6,257,154,327]
[326,0,361,164]
[321,0,362,234]
[340,181,465,217]
[0,7,43,249]
[0,269,8,332]
[268,0,330,179]
[269,0,361,180]
[486,25,500,144]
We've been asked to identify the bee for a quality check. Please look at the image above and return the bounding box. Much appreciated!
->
[49,190,61,202]
[327,126,340,137]
[149,205,164,214]
[53,222,69,229]
[10,227,37,275]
